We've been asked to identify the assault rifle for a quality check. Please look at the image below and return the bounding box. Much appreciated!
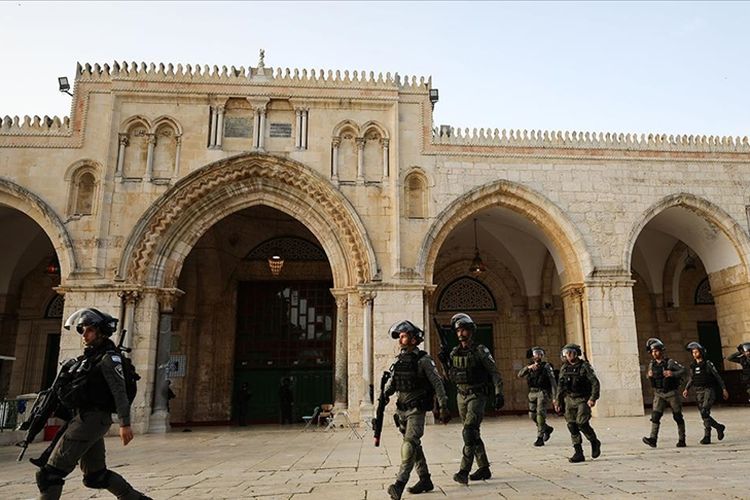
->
[432,316,452,376]
[372,370,391,447]
[16,358,77,462]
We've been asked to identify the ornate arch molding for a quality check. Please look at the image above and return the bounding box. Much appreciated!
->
[117,153,377,288]
[418,180,592,287]
[624,193,750,277]
[0,177,77,278]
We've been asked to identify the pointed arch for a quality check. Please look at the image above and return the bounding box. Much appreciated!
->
[118,153,377,289]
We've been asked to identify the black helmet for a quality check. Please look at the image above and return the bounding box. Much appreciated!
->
[738,342,750,353]
[450,313,475,332]
[389,320,424,343]
[646,338,665,352]
[64,308,118,337]
[527,346,545,358]
[561,343,582,357]
[686,341,705,354]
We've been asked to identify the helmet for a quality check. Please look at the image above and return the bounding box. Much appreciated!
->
[64,308,118,337]
[388,320,424,343]
[450,313,475,332]
[738,342,750,353]
[646,338,665,352]
[527,346,545,358]
[561,343,582,357]
[686,341,705,354]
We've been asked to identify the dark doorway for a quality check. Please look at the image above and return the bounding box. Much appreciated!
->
[697,321,723,368]
[41,333,61,390]
[234,280,334,424]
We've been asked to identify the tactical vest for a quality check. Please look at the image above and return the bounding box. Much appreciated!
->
[739,357,750,383]
[690,361,712,388]
[559,361,592,398]
[391,351,429,393]
[58,349,117,413]
[527,362,552,391]
[449,347,488,386]
[650,359,679,392]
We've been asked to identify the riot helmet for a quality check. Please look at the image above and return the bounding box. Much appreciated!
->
[561,343,582,358]
[685,341,705,355]
[527,346,545,359]
[388,320,424,344]
[646,338,665,352]
[738,342,750,353]
[450,313,475,333]
[64,308,118,337]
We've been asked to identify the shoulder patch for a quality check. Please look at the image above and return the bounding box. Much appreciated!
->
[111,355,122,363]
[114,364,125,380]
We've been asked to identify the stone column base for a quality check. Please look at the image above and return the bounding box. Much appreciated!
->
[147,409,171,433]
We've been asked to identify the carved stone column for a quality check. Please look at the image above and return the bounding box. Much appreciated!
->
[356,137,365,183]
[257,107,267,150]
[145,133,156,182]
[331,137,340,182]
[382,138,390,179]
[173,135,182,178]
[216,106,225,148]
[301,108,309,149]
[360,291,376,420]
[332,291,349,409]
[208,106,218,148]
[295,109,303,149]
[116,134,128,179]
[148,288,184,433]
[117,289,141,351]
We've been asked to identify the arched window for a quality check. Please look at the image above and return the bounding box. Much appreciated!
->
[405,171,427,218]
[437,277,496,311]
[694,277,714,305]
[67,167,98,216]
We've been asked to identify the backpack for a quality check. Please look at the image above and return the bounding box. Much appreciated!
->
[112,349,141,404]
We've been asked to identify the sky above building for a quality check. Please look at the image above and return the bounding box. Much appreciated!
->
[1,1,748,137]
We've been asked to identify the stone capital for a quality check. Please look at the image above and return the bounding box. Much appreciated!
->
[156,288,185,313]
[331,137,341,148]
[355,137,366,149]
[117,289,142,305]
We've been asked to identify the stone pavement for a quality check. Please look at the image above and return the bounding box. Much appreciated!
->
[1,407,749,499]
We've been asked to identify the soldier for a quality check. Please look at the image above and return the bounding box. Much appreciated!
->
[553,343,601,463]
[383,320,450,500]
[727,342,750,402]
[35,308,150,500]
[447,313,504,484]
[682,341,728,444]
[641,338,687,448]
[517,346,556,446]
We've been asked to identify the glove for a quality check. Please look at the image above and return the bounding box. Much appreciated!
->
[494,394,505,410]
[439,407,451,424]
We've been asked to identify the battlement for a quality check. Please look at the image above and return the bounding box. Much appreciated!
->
[431,126,750,153]
[0,115,71,135]
[75,61,432,91]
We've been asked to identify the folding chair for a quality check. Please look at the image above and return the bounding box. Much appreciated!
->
[302,406,320,431]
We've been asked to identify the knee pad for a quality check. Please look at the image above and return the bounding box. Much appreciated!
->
[567,422,580,435]
[699,407,711,419]
[36,465,66,492]
[650,411,663,424]
[83,468,112,489]
[462,425,480,446]
[673,413,685,425]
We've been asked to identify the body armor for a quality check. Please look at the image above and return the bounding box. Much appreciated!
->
[527,361,552,391]
[58,344,117,413]
[650,359,679,392]
[559,362,592,398]
[391,351,428,392]
[690,361,712,388]
[450,347,488,386]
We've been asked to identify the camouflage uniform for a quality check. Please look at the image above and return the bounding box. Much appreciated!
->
[518,359,557,444]
[645,357,686,446]
[449,343,503,477]
[37,338,148,500]
[384,348,448,497]
[555,357,601,461]
[727,350,750,401]
[685,358,727,443]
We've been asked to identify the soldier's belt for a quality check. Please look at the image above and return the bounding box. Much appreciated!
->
[457,386,487,396]
[396,400,424,411]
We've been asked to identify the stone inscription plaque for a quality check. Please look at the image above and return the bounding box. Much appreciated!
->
[224,117,252,138]
[270,122,292,138]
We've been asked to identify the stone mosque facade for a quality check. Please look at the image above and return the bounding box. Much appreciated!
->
[2,56,750,432]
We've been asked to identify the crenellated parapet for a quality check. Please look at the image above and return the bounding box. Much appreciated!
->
[75,61,432,92]
[0,115,71,135]
[431,126,750,153]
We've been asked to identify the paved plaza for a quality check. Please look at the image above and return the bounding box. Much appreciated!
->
[1,407,748,499]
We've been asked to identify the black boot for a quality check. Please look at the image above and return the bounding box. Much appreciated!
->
[543,425,554,441]
[700,435,711,445]
[387,480,406,500]
[453,470,469,485]
[533,436,544,447]
[407,475,434,494]
[642,436,657,448]
[676,439,686,448]
[469,466,491,481]
[715,423,725,441]
[591,438,601,458]
[569,444,585,463]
